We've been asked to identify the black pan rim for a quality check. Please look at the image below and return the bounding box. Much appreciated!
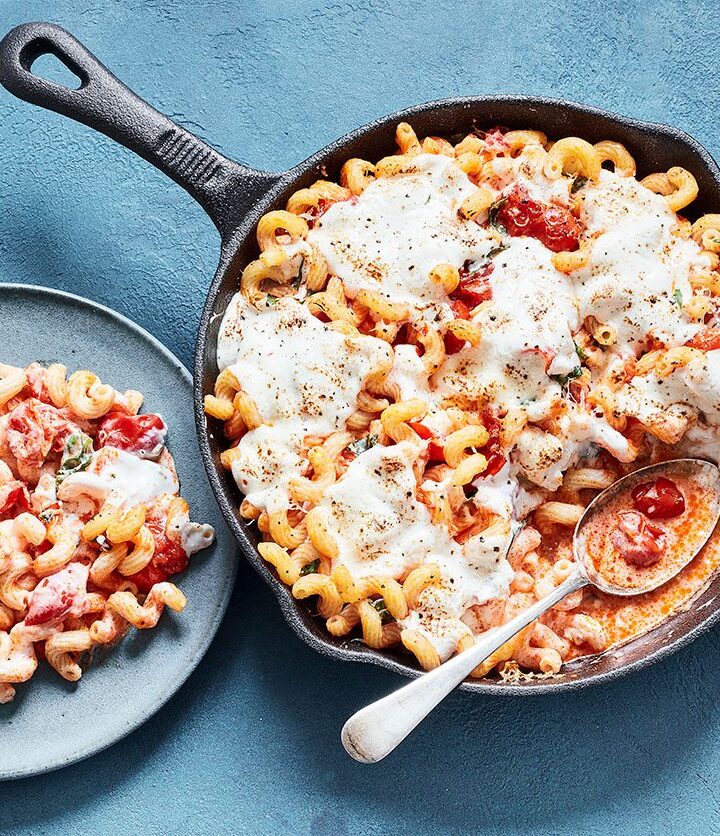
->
[194,94,720,695]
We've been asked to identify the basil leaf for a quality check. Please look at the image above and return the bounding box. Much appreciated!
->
[347,434,378,456]
[673,288,683,309]
[486,244,508,259]
[371,598,394,623]
[550,366,583,386]
[56,433,93,485]
[487,197,508,234]
[265,294,279,306]
[300,559,320,576]
[570,175,588,194]
[574,341,588,362]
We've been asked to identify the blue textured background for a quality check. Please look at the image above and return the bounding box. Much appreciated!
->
[1,1,720,834]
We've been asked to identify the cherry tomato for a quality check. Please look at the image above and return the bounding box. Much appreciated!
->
[610,510,666,567]
[449,298,472,320]
[97,412,166,458]
[483,451,506,477]
[407,422,445,461]
[128,507,188,594]
[0,483,30,521]
[476,409,506,478]
[25,564,88,626]
[443,331,467,355]
[632,477,686,520]
[495,187,583,252]
[443,298,475,354]
[450,262,494,308]
[685,328,720,352]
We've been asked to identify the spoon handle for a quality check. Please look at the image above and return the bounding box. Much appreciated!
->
[341,568,587,763]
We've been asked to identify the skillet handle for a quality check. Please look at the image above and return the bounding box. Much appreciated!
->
[0,21,278,239]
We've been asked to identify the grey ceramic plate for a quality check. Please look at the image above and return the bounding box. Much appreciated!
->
[0,283,237,780]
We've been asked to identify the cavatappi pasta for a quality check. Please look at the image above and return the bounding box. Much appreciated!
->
[0,363,214,702]
[206,122,720,680]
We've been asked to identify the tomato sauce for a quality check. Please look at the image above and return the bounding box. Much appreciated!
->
[538,521,720,660]
[577,472,715,592]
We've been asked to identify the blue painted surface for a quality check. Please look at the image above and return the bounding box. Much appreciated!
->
[1,0,720,833]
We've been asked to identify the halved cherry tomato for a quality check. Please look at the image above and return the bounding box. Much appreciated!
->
[407,422,445,461]
[25,564,88,626]
[483,452,506,477]
[0,483,30,521]
[443,299,474,354]
[97,412,166,458]
[495,186,583,252]
[632,477,686,520]
[685,328,720,352]
[443,331,467,356]
[477,409,507,477]
[128,507,188,594]
[610,510,666,567]
[7,400,77,471]
[451,262,494,308]
[449,298,472,320]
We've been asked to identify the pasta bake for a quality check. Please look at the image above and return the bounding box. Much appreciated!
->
[206,121,720,680]
[0,362,214,702]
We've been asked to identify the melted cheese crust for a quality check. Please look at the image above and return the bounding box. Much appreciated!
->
[215,134,720,669]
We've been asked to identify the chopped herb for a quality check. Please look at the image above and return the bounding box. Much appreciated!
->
[56,433,93,485]
[487,197,508,234]
[300,559,320,576]
[550,366,583,386]
[486,244,508,259]
[574,341,588,362]
[347,433,378,456]
[673,288,683,309]
[371,598,394,623]
[265,294,279,306]
[570,175,588,194]
[38,509,54,524]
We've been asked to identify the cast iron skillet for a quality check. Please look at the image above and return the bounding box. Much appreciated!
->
[3,21,720,695]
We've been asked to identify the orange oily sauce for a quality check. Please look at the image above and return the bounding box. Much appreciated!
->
[536,517,720,661]
[577,473,716,591]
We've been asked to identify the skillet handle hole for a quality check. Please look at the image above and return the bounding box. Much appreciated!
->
[28,49,84,91]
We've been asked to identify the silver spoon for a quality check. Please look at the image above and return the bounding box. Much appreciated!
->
[342,458,720,763]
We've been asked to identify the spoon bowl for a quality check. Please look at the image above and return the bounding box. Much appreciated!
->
[574,458,720,596]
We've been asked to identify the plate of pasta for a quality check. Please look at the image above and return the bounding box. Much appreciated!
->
[0,284,236,780]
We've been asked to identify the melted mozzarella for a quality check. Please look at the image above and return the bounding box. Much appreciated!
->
[512,405,634,490]
[320,441,446,578]
[573,172,706,354]
[320,440,513,659]
[179,521,216,556]
[400,527,514,660]
[434,238,578,416]
[58,447,178,508]
[616,350,720,432]
[307,154,495,309]
[218,297,391,510]
[386,343,432,402]
[676,421,720,464]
